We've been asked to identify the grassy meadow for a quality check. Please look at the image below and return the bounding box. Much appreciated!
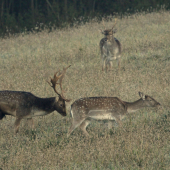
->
[0,11,170,169]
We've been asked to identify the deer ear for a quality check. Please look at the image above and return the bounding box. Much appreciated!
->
[139,92,145,100]
[99,29,104,34]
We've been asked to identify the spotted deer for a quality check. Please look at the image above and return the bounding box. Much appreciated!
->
[67,92,160,137]
[0,65,71,133]
[99,19,121,72]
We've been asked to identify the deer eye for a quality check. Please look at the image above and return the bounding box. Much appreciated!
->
[60,104,63,107]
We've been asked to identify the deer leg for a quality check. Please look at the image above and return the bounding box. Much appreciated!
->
[117,57,121,70]
[0,111,6,120]
[109,61,113,71]
[27,118,34,130]
[14,117,22,133]
[115,118,126,132]
[79,119,91,136]
[106,60,110,72]
[67,118,86,137]
[102,57,106,71]
[116,119,122,127]
[108,120,113,129]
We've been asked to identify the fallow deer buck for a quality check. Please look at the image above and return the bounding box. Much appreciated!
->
[67,92,160,137]
[99,19,121,72]
[0,65,71,134]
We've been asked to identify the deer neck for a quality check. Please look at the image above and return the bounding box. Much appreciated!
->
[125,99,145,113]
[34,97,56,113]
[105,35,115,43]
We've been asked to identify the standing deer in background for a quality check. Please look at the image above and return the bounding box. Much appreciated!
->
[67,92,160,137]
[99,19,121,72]
[0,65,71,134]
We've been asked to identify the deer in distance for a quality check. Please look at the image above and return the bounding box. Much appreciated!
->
[99,19,121,72]
[67,92,160,137]
[0,65,71,134]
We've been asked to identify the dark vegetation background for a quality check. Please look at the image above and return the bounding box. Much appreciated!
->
[0,0,169,37]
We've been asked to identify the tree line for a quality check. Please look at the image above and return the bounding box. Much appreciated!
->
[0,0,169,36]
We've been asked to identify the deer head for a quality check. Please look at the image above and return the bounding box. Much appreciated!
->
[47,65,71,116]
[100,18,117,37]
[139,92,161,107]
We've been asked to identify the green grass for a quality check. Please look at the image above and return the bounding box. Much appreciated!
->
[0,11,170,169]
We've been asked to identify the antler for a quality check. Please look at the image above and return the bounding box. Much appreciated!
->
[102,19,106,30]
[58,65,71,95]
[112,18,117,30]
[99,19,106,33]
[47,65,71,102]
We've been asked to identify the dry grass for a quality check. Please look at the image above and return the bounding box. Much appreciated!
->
[0,11,170,169]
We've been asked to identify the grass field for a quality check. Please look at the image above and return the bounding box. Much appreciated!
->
[0,11,170,169]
